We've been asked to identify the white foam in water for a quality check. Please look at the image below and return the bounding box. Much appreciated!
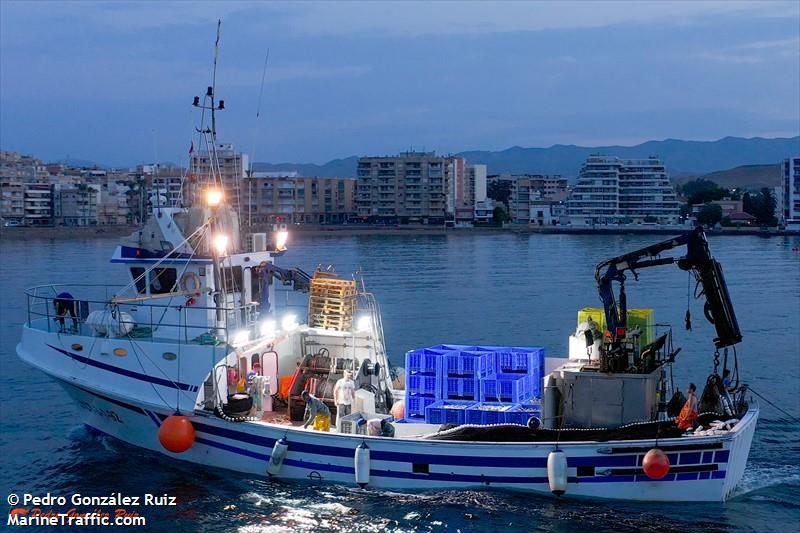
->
[307,502,356,515]
[733,463,800,497]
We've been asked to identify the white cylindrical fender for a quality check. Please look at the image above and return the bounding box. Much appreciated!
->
[267,438,289,476]
[354,443,370,487]
[547,450,568,496]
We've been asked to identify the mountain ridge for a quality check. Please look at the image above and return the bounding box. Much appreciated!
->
[253,136,799,178]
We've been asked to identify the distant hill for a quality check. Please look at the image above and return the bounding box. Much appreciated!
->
[674,164,782,190]
[252,157,359,177]
[253,136,799,178]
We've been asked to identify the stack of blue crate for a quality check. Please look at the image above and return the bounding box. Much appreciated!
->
[404,347,446,420]
[405,344,545,424]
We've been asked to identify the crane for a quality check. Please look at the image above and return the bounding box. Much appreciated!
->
[595,227,742,352]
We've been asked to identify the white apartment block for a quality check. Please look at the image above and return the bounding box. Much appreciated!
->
[784,157,800,228]
[568,155,680,225]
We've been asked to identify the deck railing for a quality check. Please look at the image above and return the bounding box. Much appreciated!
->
[24,284,253,346]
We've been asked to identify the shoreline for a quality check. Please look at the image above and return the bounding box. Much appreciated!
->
[2,224,799,241]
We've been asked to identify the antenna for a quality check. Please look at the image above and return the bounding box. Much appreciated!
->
[191,19,226,190]
[248,48,271,229]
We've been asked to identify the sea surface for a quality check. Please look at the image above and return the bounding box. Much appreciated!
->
[1,232,798,532]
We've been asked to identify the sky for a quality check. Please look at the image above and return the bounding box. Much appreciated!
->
[1,0,799,167]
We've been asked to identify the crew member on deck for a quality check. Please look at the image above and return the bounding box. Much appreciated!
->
[332,370,356,426]
[301,390,331,431]
[54,292,78,333]
[676,382,699,430]
[722,369,734,392]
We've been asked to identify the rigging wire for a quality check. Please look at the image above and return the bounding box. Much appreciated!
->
[747,386,800,423]
[248,49,271,229]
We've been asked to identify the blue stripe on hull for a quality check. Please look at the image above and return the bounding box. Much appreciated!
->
[49,344,198,392]
[78,388,730,485]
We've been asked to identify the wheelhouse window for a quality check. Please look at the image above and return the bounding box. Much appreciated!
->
[130,267,148,294]
[149,267,177,294]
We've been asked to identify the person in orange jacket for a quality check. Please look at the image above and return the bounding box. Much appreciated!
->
[676,382,699,430]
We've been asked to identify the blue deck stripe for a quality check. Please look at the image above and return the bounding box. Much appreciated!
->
[49,344,198,392]
[81,391,730,480]
[195,436,269,461]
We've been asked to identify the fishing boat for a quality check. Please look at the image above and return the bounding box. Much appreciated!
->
[16,36,758,504]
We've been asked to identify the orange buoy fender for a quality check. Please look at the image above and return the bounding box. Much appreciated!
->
[642,448,670,479]
[158,415,196,453]
[390,400,405,420]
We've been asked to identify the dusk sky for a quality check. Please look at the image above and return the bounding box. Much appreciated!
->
[1,1,798,167]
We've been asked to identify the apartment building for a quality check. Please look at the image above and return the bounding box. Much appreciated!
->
[1,179,25,222]
[24,183,54,226]
[784,157,800,228]
[243,174,357,225]
[190,143,248,209]
[507,174,569,224]
[453,162,487,224]
[567,155,680,225]
[57,185,98,226]
[357,151,448,224]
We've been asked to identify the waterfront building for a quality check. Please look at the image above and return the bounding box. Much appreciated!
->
[243,174,357,225]
[567,155,680,225]
[190,143,248,210]
[784,157,800,229]
[508,175,568,223]
[454,163,487,224]
[504,174,568,202]
[474,199,496,224]
[1,178,25,223]
[97,183,132,225]
[357,152,486,225]
[357,151,448,224]
[56,184,98,226]
[151,168,185,208]
[23,183,54,226]
[690,198,743,219]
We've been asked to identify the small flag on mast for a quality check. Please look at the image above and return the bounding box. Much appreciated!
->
[188,141,194,155]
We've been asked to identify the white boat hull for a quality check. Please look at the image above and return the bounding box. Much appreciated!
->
[18,329,758,502]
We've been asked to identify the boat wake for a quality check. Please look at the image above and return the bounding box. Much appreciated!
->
[732,463,800,498]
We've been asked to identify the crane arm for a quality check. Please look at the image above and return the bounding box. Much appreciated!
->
[595,227,742,349]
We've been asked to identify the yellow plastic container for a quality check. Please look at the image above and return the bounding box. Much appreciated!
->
[577,307,655,347]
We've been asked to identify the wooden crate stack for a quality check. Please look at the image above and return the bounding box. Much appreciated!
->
[308,270,357,331]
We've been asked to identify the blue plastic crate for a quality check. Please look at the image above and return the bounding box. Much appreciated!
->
[505,403,542,426]
[425,400,476,425]
[495,347,545,374]
[465,402,514,425]
[443,350,494,378]
[481,373,532,402]
[442,376,480,400]
[431,344,485,352]
[405,348,445,375]
[405,394,438,419]
[407,373,439,396]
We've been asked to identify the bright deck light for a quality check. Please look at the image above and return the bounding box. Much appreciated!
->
[281,314,298,332]
[356,315,371,332]
[260,319,276,337]
[213,234,228,255]
[206,189,223,207]
[275,230,289,251]
[232,329,250,347]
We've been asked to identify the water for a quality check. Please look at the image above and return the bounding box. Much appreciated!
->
[1,233,799,532]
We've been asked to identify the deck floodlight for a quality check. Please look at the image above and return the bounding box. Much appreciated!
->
[260,319,276,337]
[206,189,223,207]
[275,230,288,251]
[356,315,371,332]
[281,314,298,332]
[213,234,229,255]
[232,329,250,347]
